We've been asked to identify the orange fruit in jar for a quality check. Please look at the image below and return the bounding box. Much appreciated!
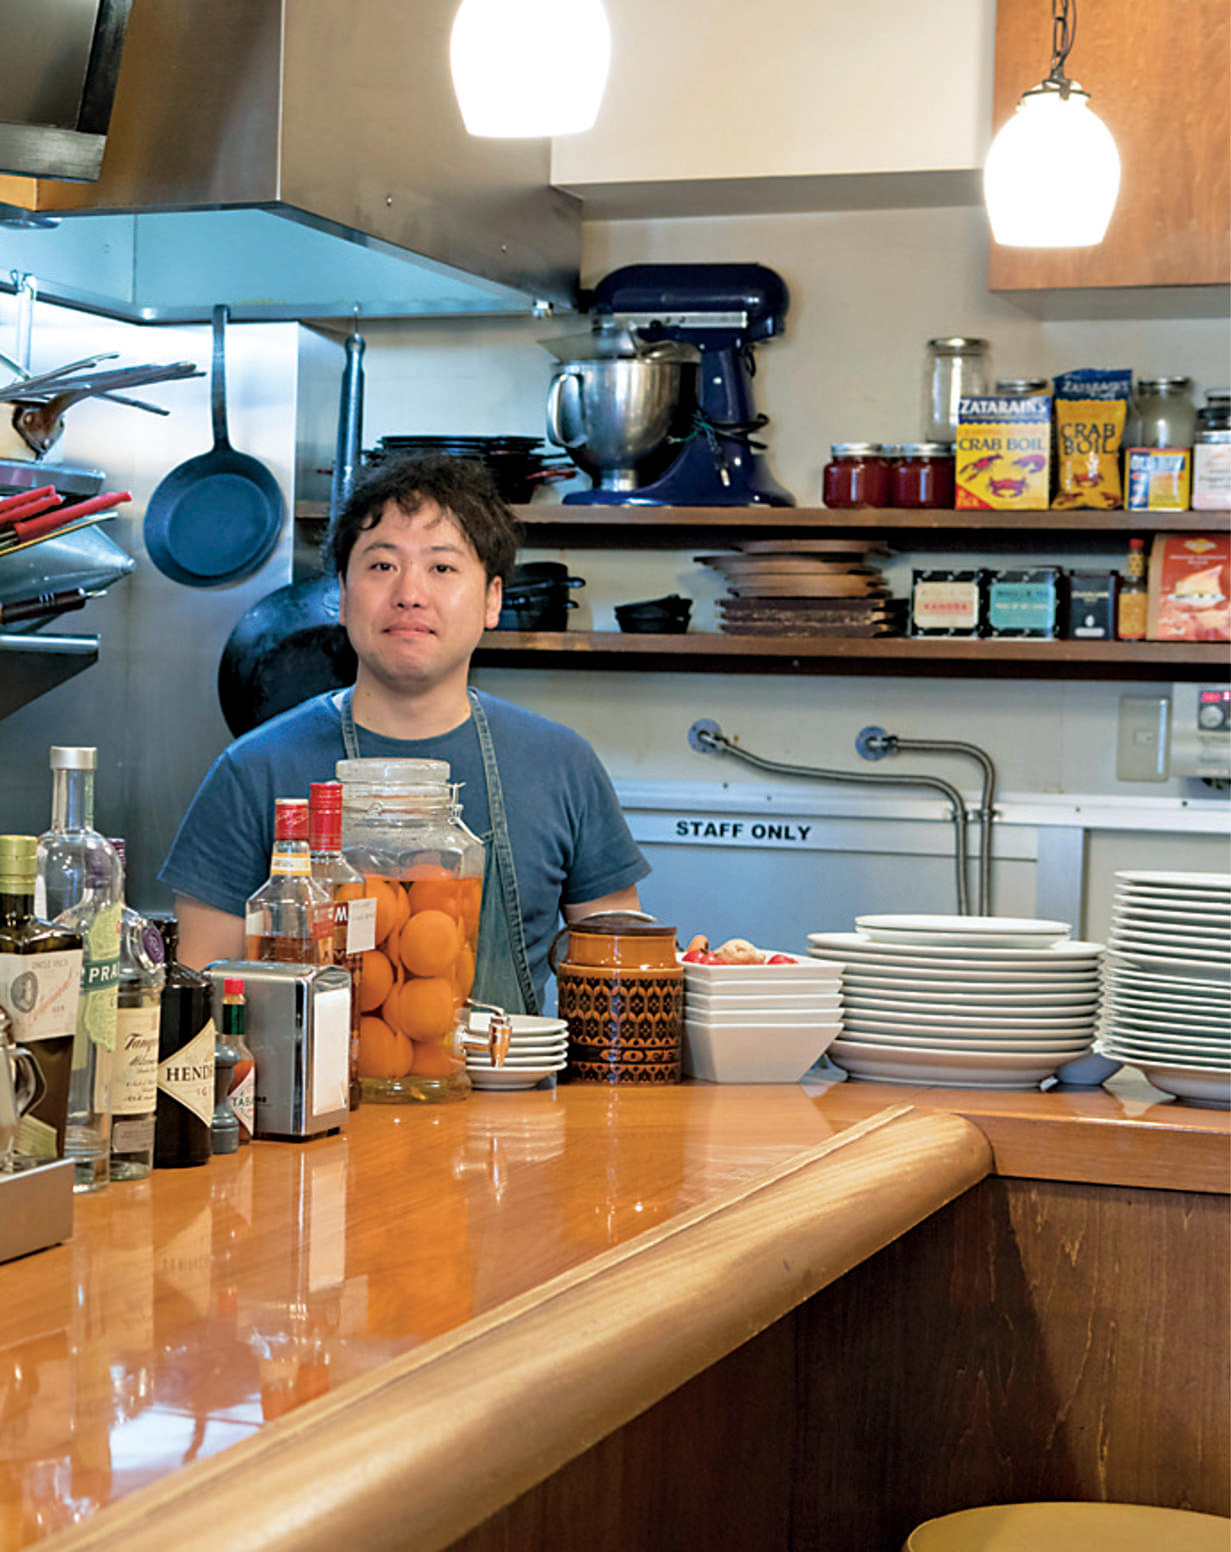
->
[409,1039,459,1078]
[335,879,366,903]
[452,943,475,1002]
[387,976,455,1043]
[456,876,481,939]
[357,949,394,1013]
[357,1016,413,1078]
[398,908,462,978]
[365,877,408,945]
[408,873,460,919]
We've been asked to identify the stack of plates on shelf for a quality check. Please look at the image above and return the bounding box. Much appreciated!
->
[465,1013,568,1091]
[1095,870,1231,1109]
[808,915,1104,1089]
[697,540,903,637]
[683,954,844,1082]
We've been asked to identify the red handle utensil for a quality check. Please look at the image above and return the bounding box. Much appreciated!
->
[0,485,63,527]
[6,490,132,544]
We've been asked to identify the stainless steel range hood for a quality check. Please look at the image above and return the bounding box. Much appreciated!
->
[0,0,580,322]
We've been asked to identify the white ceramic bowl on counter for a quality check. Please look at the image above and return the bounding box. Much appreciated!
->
[682,1016,841,1084]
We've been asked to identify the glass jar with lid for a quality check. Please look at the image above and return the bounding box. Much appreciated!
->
[1126,376,1197,450]
[1197,388,1230,432]
[994,377,1050,398]
[890,443,956,509]
[337,758,484,1105]
[922,338,990,441]
[822,443,890,508]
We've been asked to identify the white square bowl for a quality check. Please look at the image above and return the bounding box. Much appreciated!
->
[682,953,844,990]
[682,1019,841,1083]
[685,987,843,1009]
[686,1007,843,1029]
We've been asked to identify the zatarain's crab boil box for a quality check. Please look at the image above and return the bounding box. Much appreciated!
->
[956,394,1051,509]
[1148,533,1230,642]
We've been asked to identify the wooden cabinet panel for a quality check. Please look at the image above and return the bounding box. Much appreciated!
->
[989,0,1231,289]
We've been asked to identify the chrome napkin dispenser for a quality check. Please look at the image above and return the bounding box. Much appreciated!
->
[206,962,351,1141]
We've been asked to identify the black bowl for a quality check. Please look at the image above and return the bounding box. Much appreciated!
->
[495,597,577,631]
[614,594,692,635]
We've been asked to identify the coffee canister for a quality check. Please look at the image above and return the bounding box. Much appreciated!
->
[549,912,683,1085]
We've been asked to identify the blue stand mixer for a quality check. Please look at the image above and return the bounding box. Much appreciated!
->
[544,262,795,507]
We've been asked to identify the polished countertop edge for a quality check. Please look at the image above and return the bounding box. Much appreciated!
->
[803,1077,1231,1195]
[34,1104,991,1552]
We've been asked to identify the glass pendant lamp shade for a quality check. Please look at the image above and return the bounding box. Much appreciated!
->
[450,0,612,138]
[985,82,1121,247]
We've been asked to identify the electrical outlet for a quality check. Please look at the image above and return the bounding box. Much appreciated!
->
[1116,695,1170,782]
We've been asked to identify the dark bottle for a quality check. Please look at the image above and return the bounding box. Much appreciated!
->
[220,978,255,1144]
[151,917,214,1169]
[0,834,84,1160]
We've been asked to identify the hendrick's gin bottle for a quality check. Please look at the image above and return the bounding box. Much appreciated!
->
[151,917,214,1168]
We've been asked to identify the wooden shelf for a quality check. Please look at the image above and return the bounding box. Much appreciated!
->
[509,505,1231,549]
[475,631,1226,681]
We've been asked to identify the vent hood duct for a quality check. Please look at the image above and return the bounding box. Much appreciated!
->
[0,0,580,322]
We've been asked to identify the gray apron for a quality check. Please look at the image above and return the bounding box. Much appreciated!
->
[339,688,539,1015]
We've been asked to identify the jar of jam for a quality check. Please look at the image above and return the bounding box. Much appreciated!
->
[890,443,956,509]
[338,758,484,1105]
[822,443,890,508]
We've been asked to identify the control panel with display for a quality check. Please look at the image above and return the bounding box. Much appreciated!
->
[1171,683,1231,779]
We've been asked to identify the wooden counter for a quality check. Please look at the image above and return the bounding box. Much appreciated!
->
[2,1080,1227,1551]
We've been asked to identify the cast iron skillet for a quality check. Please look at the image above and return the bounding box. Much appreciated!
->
[144,305,285,587]
[217,573,355,736]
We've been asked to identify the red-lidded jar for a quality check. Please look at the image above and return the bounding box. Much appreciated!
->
[890,442,956,509]
[822,443,890,508]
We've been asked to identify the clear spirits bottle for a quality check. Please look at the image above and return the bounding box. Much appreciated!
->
[245,799,333,965]
[108,840,166,1182]
[0,833,83,1161]
[309,782,374,1110]
[35,747,123,1193]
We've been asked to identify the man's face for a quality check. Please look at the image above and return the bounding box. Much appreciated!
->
[338,499,502,695]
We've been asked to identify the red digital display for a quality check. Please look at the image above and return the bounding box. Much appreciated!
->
[1199,689,1230,704]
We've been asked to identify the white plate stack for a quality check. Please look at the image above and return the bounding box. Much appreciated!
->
[682,954,844,1082]
[808,915,1103,1090]
[465,1013,568,1091]
[1096,870,1231,1109]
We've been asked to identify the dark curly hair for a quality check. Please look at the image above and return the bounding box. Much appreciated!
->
[325,454,522,585]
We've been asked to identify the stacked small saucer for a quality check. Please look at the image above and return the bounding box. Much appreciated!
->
[809,915,1103,1089]
[1096,870,1231,1108]
[465,1013,568,1091]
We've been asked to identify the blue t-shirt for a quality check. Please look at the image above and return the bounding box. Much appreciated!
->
[158,691,649,1000]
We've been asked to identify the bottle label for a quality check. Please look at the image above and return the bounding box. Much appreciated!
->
[230,1065,256,1139]
[158,1019,217,1126]
[112,1004,161,1114]
[78,902,122,1052]
[270,855,312,877]
[341,896,377,956]
[112,1115,154,1154]
[0,948,83,1042]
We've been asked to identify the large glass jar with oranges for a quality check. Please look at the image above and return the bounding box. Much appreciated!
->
[337,759,483,1104]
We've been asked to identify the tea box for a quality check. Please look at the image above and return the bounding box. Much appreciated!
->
[911,569,986,637]
[986,567,1064,638]
[1065,572,1118,640]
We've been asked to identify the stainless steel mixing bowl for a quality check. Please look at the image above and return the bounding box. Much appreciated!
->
[546,355,695,493]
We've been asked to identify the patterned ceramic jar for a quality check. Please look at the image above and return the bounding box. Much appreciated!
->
[549,913,683,1085]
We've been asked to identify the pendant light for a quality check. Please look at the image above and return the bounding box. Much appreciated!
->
[450,0,612,138]
[984,0,1121,247]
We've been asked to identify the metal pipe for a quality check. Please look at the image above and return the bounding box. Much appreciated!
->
[856,728,998,914]
[688,720,970,914]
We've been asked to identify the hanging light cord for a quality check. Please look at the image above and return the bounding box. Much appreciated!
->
[1041,0,1079,97]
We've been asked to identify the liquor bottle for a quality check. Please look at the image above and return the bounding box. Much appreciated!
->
[108,840,166,1182]
[219,978,255,1145]
[151,916,214,1169]
[36,747,123,1193]
[1117,537,1148,640]
[0,834,83,1161]
[245,798,333,965]
[309,782,374,1110]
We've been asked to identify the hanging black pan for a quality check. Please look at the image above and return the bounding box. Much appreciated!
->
[217,573,356,736]
[144,305,285,587]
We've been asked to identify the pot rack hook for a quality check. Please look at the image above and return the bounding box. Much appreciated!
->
[10,271,36,373]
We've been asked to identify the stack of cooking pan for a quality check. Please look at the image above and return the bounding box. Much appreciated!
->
[366,435,574,504]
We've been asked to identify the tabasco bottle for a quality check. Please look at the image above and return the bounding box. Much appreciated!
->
[309,782,375,1110]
